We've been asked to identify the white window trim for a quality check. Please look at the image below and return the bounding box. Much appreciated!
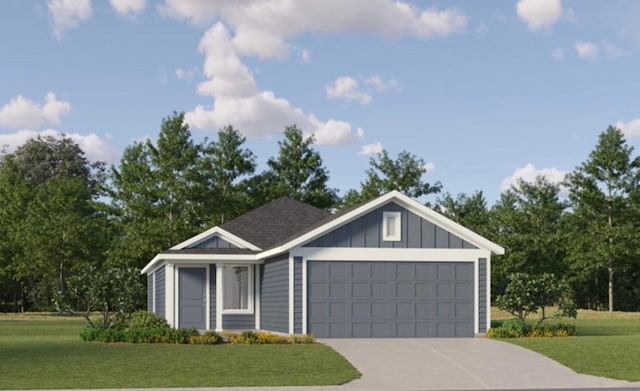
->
[220,264,254,315]
[382,211,401,241]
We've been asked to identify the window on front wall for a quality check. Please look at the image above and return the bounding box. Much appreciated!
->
[382,211,401,241]
[223,265,250,311]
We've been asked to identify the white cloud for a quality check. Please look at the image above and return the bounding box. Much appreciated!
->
[551,48,564,61]
[615,119,640,139]
[326,77,372,104]
[299,48,311,63]
[48,0,92,39]
[365,75,399,92]
[110,0,146,17]
[516,0,563,31]
[176,67,197,80]
[159,0,467,59]
[0,93,71,130]
[184,23,362,146]
[501,163,566,192]
[601,41,630,59]
[0,129,118,164]
[574,41,599,59]
[422,162,436,173]
[358,142,384,156]
[326,75,399,104]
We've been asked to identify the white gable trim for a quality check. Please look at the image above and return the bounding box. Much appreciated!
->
[170,226,262,251]
[259,190,504,259]
[141,253,259,274]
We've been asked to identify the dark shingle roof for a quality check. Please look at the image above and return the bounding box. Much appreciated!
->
[219,197,333,249]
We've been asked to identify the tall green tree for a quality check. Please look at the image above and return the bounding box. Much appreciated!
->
[342,150,441,208]
[489,177,567,297]
[266,125,338,209]
[564,126,640,311]
[0,135,109,310]
[200,126,256,224]
[435,191,490,236]
[109,112,203,267]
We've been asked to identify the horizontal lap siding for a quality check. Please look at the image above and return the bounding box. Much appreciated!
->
[222,314,255,330]
[294,257,303,334]
[260,255,289,333]
[154,266,165,318]
[304,202,476,249]
[210,265,216,330]
[478,258,487,333]
[147,274,153,312]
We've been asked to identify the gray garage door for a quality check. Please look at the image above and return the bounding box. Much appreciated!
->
[308,261,474,338]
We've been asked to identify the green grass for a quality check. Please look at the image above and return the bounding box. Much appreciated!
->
[0,317,361,389]
[501,317,640,382]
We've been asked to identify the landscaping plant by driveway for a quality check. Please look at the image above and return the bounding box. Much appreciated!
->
[0,316,360,389]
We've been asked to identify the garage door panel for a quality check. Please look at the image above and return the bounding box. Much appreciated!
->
[352,282,369,298]
[396,282,414,298]
[308,261,474,338]
[455,264,473,279]
[352,302,370,318]
[396,263,415,280]
[397,302,414,318]
[437,282,453,299]
[455,282,472,298]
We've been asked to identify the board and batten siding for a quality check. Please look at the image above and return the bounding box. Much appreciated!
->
[154,266,165,318]
[259,254,289,333]
[294,256,303,334]
[209,264,217,330]
[304,202,477,249]
[192,235,237,249]
[478,258,487,333]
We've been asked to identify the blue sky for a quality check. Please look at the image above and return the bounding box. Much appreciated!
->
[1,0,639,204]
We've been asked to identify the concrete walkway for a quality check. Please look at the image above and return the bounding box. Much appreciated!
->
[321,338,639,390]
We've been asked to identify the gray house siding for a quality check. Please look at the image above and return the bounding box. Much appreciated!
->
[260,254,289,333]
[294,257,303,334]
[147,274,153,312]
[223,314,255,330]
[210,264,216,330]
[192,235,237,249]
[154,266,165,318]
[304,202,477,249]
[478,258,487,333]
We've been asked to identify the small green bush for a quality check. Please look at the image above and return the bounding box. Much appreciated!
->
[528,323,577,337]
[127,311,170,330]
[289,334,316,344]
[189,331,222,345]
[254,331,288,344]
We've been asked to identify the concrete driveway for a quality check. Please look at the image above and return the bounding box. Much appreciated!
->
[321,338,638,390]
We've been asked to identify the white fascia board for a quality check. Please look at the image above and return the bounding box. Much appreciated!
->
[141,253,258,274]
[170,227,261,251]
[294,247,492,262]
[259,190,504,259]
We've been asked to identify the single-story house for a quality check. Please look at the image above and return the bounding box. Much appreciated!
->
[141,190,504,338]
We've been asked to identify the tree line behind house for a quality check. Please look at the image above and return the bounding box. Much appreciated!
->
[1,112,639,313]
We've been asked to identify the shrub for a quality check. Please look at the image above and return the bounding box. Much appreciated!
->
[289,334,316,344]
[189,331,222,345]
[528,323,576,338]
[254,331,288,344]
[127,311,169,330]
[486,318,529,338]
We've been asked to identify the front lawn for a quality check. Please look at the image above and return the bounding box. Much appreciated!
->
[494,310,640,382]
[0,315,360,389]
